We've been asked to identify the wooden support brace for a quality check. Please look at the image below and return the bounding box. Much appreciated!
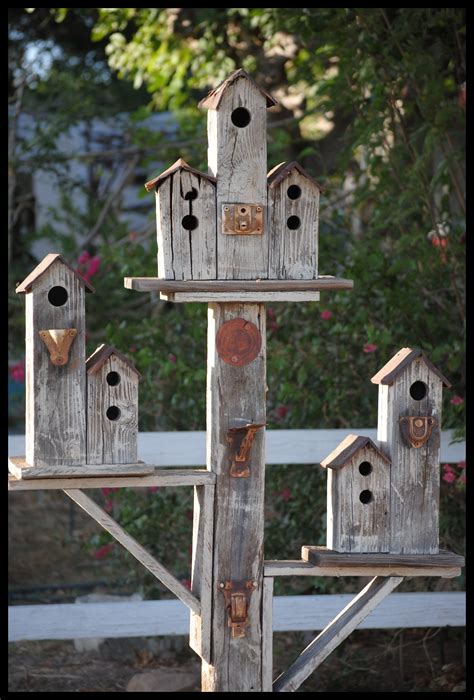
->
[262,577,274,692]
[273,576,403,692]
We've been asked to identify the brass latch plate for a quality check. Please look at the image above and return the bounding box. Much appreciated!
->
[222,204,263,235]
[399,416,437,448]
[218,579,257,638]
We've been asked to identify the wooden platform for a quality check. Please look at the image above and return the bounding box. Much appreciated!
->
[8,456,153,480]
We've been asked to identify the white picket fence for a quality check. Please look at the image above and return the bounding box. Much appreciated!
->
[8,430,465,642]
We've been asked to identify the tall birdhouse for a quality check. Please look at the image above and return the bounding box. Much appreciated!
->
[321,434,391,553]
[16,253,94,466]
[371,347,451,554]
[86,344,141,465]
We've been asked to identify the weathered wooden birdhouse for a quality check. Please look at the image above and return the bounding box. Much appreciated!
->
[16,253,94,466]
[371,347,451,554]
[267,161,321,279]
[86,344,141,465]
[321,434,391,553]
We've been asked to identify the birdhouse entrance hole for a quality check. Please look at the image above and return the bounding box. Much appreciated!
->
[287,184,302,200]
[48,286,68,307]
[106,406,121,421]
[409,380,427,400]
[106,371,121,386]
[359,489,373,504]
[183,188,198,201]
[358,461,372,476]
[182,215,199,231]
[231,107,251,128]
[287,215,301,230]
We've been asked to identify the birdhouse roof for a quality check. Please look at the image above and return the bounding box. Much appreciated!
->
[267,161,324,192]
[16,253,95,294]
[371,347,451,388]
[198,68,278,110]
[320,434,390,470]
[144,158,217,192]
[86,343,142,379]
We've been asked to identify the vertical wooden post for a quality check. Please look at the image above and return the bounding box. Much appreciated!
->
[202,302,266,692]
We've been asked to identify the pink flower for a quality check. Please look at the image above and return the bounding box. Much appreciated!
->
[182,579,192,590]
[101,487,119,496]
[129,345,137,353]
[267,307,276,320]
[148,486,159,493]
[9,360,25,383]
[363,343,377,353]
[276,405,288,418]
[104,498,113,513]
[78,251,90,265]
[457,461,466,470]
[280,487,292,502]
[320,310,333,320]
[442,471,456,483]
[93,543,114,560]
[442,463,453,472]
[86,255,101,278]
[185,509,194,521]
[168,353,177,364]
[450,396,464,406]
[269,321,279,332]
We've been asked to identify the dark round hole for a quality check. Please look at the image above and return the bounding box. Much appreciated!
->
[287,215,301,230]
[106,371,121,387]
[231,107,251,128]
[48,286,68,306]
[359,489,373,504]
[410,381,427,401]
[106,406,121,421]
[287,184,302,200]
[182,215,198,231]
[359,461,372,476]
[184,188,198,201]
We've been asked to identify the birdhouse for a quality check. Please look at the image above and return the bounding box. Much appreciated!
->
[371,348,451,554]
[16,253,94,466]
[321,434,391,553]
[145,158,217,281]
[267,161,321,279]
[86,344,141,465]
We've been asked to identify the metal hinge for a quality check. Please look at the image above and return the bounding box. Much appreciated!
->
[39,329,77,366]
[218,579,257,638]
[399,416,437,448]
[222,204,263,235]
[226,423,265,477]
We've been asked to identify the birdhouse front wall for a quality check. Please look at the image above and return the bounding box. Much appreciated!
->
[156,170,217,280]
[25,261,86,466]
[268,171,319,279]
[327,446,390,553]
[377,359,442,554]
[87,355,139,465]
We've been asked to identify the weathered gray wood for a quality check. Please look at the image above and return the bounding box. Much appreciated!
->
[25,258,87,466]
[8,468,215,491]
[273,576,403,692]
[63,489,200,615]
[327,445,390,552]
[264,559,461,578]
[262,577,274,691]
[201,303,266,692]
[268,169,319,279]
[8,456,151,479]
[302,547,465,568]
[156,177,174,279]
[377,358,442,553]
[124,276,353,292]
[189,484,214,663]
[160,291,321,303]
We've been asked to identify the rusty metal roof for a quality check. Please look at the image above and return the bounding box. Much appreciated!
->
[144,158,216,192]
[86,343,142,379]
[371,348,451,388]
[267,161,324,191]
[198,68,278,110]
[16,253,95,294]
[320,434,390,470]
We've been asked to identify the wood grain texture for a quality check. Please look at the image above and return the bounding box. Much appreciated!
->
[268,170,319,279]
[202,303,266,692]
[189,484,214,663]
[327,446,390,553]
[25,259,87,466]
[273,576,403,692]
[160,291,321,303]
[264,559,461,578]
[301,547,465,568]
[8,456,151,479]
[124,276,353,292]
[87,354,138,464]
[262,577,274,691]
[377,359,442,553]
[208,80,268,279]
[63,489,200,614]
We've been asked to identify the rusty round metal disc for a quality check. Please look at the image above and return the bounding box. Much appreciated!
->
[216,318,262,367]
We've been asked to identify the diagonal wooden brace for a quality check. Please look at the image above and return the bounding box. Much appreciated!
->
[39,328,77,366]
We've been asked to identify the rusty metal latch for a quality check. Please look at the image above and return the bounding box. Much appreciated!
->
[399,416,437,448]
[222,204,263,235]
[39,329,77,366]
[226,423,265,477]
[218,580,257,638]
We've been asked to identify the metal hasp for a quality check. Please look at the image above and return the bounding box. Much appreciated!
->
[226,423,265,477]
[218,579,258,638]
[39,328,77,366]
[399,416,437,448]
[222,204,263,235]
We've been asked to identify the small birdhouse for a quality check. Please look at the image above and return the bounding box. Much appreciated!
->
[86,344,141,465]
[371,348,451,554]
[267,161,321,279]
[321,434,391,553]
[145,158,217,281]
[16,253,94,466]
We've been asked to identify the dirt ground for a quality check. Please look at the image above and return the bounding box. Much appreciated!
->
[8,489,466,693]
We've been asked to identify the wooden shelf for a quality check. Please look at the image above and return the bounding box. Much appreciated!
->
[302,546,465,568]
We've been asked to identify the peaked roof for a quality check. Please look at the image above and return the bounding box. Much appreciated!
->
[267,161,324,191]
[320,434,390,471]
[371,348,451,388]
[16,253,95,294]
[144,158,217,192]
[198,68,278,110]
[86,343,142,379]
